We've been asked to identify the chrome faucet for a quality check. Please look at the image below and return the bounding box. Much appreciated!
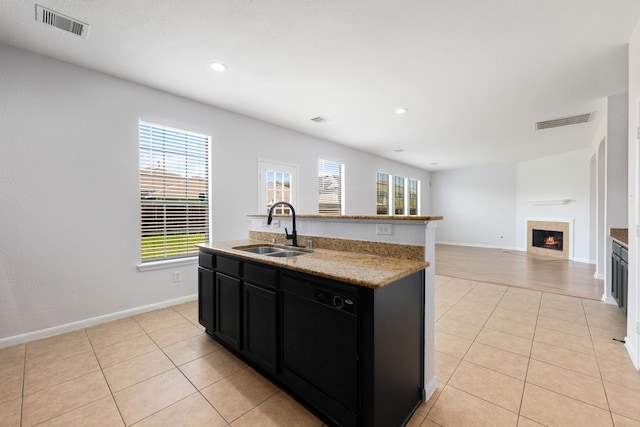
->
[267,201,298,247]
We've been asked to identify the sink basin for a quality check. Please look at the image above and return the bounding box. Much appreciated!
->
[235,245,309,258]
[240,246,283,254]
[266,250,307,257]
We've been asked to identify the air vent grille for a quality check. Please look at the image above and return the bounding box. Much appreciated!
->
[35,5,89,38]
[535,113,592,130]
[311,116,329,123]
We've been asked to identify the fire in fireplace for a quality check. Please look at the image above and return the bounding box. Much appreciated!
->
[532,229,563,251]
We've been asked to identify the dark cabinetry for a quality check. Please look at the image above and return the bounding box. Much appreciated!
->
[611,241,628,315]
[198,252,279,375]
[242,260,279,374]
[242,283,278,373]
[214,273,242,349]
[198,250,425,427]
[197,252,215,331]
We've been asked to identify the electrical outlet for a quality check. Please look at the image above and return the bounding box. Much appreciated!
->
[262,220,280,228]
[376,224,392,235]
[173,271,181,282]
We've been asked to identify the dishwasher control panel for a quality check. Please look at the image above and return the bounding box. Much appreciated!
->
[283,273,358,315]
[314,289,356,313]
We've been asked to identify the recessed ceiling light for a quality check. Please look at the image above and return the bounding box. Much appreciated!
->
[429,162,440,166]
[209,62,227,72]
[395,108,408,114]
[394,149,405,153]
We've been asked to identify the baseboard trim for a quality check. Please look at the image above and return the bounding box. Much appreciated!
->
[0,294,198,349]
[624,338,639,370]
[436,241,520,251]
[423,375,438,402]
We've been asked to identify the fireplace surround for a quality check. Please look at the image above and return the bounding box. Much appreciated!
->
[527,220,571,260]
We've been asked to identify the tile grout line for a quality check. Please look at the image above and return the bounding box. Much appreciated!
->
[19,340,26,427]
[84,326,128,427]
[514,286,543,424]
[133,306,233,426]
[582,298,619,427]
[426,281,511,423]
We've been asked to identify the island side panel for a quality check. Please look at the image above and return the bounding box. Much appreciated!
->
[423,221,438,399]
[361,270,425,427]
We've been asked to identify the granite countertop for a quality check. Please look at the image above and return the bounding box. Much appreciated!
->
[247,214,443,221]
[610,228,628,246]
[197,239,429,289]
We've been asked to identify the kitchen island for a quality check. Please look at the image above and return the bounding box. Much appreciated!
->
[197,240,429,427]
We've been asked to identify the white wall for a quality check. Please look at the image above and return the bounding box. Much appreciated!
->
[516,149,592,262]
[607,93,630,231]
[0,43,431,343]
[431,149,592,262]
[627,17,640,369]
[430,164,518,249]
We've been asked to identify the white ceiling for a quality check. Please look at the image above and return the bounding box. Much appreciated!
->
[2,1,640,171]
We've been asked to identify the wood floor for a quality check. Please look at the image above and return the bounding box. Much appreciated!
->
[435,244,604,300]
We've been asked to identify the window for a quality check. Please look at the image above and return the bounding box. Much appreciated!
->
[139,121,209,262]
[394,175,405,215]
[318,159,344,215]
[266,169,292,214]
[376,172,420,216]
[258,160,297,215]
[376,172,390,215]
[408,178,420,215]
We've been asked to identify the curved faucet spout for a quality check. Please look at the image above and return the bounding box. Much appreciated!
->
[267,201,298,247]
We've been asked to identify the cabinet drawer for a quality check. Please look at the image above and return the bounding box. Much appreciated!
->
[199,251,216,270]
[612,241,622,257]
[217,256,241,277]
[244,262,279,290]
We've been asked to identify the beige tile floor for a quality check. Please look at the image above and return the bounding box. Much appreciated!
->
[1,275,639,426]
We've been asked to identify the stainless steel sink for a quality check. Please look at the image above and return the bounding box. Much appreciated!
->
[235,245,309,258]
[240,246,283,254]
[266,250,307,257]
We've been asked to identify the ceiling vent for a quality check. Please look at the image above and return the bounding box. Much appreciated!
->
[35,5,89,38]
[535,113,592,130]
[311,116,329,123]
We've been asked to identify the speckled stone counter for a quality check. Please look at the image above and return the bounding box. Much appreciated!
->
[610,228,628,246]
[248,230,425,261]
[248,214,444,221]
[197,239,429,289]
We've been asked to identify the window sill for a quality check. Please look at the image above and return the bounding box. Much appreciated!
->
[137,256,198,272]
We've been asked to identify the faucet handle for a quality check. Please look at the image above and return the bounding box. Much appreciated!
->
[284,227,292,239]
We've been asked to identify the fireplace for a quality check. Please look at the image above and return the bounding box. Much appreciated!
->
[527,220,571,260]
[532,229,563,251]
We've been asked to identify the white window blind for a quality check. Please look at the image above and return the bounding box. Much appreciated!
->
[318,159,344,215]
[139,121,209,262]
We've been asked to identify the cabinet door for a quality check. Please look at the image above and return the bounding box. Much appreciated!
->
[242,283,278,375]
[198,267,215,332]
[214,273,242,350]
[621,259,628,315]
[611,254,619,301]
